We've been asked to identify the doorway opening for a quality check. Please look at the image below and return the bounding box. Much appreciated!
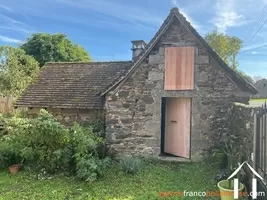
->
[160,97,191,158]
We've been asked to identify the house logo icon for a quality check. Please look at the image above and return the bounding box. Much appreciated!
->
[227,161,264,199]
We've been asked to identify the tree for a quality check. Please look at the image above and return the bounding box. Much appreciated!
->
[21,33,92,66]
[253,76,264,83]
[205,30,253,84]
[205,30,242,70]
[0,46,39,96]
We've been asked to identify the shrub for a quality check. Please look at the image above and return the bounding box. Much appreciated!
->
[69,124,110,181]
[0,135,22,168]
[84,117,105,137]
[0,114,27,167]
[0,110,110,181]
[119,156,142,175]
[15,110,70,172]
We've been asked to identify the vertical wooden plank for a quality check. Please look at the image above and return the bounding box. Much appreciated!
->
[174,97,191,158]
[184,47,188,89]
[181,47,185,89]
[188,47,195,89]
[164,47,177,90]
[176,98,185,156]
[185,98,191,158]
[164,98,175,154]
[164,48,169,90]
[176,47,181,89]
[185,47,191,89]
[171,47,177,90]
[180,47,194,90]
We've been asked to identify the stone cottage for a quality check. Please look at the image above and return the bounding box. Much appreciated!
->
[16,8,258,161]
[249,78,267,106]
[253,78,267,98]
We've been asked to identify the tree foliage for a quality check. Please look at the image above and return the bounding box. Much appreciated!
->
[205,29,242,70]
[21,33,92,66]
[0,46,39,96]
[205,29,254,84]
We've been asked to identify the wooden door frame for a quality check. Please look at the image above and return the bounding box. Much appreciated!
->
[160,97,192,158]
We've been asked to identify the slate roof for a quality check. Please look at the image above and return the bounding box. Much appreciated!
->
[16,61,131,109]
[101,7,258,95]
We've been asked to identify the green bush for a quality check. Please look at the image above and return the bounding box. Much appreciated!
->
[0,109,109,181]
[68,124,110,181]
[11,110,70,172]
[0,136,22,168]
[89,118,105,137]
[119,156,142,175]
[0,114,26,167]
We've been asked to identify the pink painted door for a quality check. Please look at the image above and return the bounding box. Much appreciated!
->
[164,98,191,158]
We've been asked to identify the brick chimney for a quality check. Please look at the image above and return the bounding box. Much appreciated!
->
[131,40,147,60]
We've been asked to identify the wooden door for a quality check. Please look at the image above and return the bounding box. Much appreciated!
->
[164,98,191,158]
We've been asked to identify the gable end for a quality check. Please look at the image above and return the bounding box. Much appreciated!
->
[100,7,258,96]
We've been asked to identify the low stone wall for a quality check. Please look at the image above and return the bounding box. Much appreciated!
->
[208,102,255,156]
[231,102,255,157]
[27,107,104,126]
[232,103,267,198]
[219,103,256,196]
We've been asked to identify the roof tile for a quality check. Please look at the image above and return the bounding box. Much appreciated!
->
[16,61,131,109]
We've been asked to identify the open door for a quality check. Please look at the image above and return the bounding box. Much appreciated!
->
[164,98,191,158]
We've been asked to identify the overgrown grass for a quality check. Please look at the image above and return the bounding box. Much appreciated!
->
[0,161,219,200]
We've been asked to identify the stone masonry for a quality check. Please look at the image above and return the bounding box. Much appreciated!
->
[27,108,104,126]
[105,17,251,161]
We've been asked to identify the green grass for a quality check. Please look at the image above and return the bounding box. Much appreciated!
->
[249,99,267,102]
[0,162,219,200]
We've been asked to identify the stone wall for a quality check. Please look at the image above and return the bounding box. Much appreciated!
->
[27,108,104,126]
[105,17,251,161]
[229,103,257,197]
[232,103,255,156]
[209,102,255,157]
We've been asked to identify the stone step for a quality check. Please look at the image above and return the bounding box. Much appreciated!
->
[157,155,192,163]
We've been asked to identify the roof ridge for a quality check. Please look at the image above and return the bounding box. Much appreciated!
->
[45,61,132,65]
